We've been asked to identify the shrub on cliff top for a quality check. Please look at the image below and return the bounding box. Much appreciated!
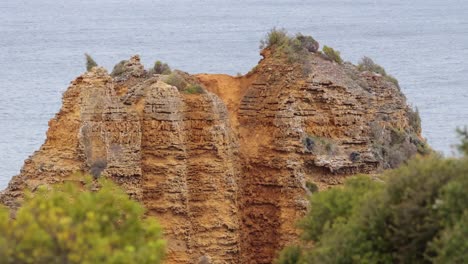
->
[322,45,343,64]
[164,72,205,94]
[295,33,319,53]
[165,72,187,90]
[358,56,387,76]
[260,28,320,65]
[152,61,171,75]
[260,28,290,49]
[357,56,401,88]
[85,53,98,71]
[0,176,166,263]
[111,60,127,77]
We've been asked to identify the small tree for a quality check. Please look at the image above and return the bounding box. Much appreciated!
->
[0,176,166,264]
[295,33,319,53]
[153,61,171,75]
[85,53,98,71]
[456,126,468,156]
[260,27,289,49]
[357,56,387,76]
[164,72,187,91]
[322,46,343,64]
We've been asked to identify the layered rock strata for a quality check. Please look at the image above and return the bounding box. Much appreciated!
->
[1,51,425,263]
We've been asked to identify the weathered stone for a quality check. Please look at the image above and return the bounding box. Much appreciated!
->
[0,49,426,264]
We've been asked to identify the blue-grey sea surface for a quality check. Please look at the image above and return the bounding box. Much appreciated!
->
[1,0,467,189]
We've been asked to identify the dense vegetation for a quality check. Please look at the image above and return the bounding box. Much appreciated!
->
[151,60,171,75]
[277,132,468,264]
[0,177,165,264]
[164,71,205,94]
[260,28,320,64]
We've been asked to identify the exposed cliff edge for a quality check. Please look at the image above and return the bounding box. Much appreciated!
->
[1,39,427,263]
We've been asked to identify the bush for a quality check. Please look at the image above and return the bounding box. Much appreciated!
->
[164,72,187,91]
[164,72,205,94]
[260,29,320,66]
[276,245,303,264]
[85,53,98,72]
[278,153,468,264]
[111,60,127,77]
[322,46,343,64]
[153,61,171,75]
[260,28,290,49]
[408,107,422,134]
[455,126,468,156]
[0,176,166,263]
[185,84,205,94]
[298,176,381,242]
[295,34,319,53]
[357,56,400,88]
[357,56,387,76]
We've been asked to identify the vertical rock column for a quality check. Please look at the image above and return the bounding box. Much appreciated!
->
[140,82,192,264]
[182,93,241,263]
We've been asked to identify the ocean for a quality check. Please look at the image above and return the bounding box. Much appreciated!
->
[1,0,467,189]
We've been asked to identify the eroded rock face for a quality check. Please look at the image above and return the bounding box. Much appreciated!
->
[1,51,426,263]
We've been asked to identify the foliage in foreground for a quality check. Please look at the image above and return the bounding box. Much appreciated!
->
[277,136,468,264]
[0,177,166,264]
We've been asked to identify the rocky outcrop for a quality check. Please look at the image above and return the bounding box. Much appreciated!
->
[1,46,426,263]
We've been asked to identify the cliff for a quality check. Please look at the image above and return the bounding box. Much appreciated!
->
[0,43,426,263]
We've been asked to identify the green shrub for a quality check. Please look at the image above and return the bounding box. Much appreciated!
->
[456,126,468,156]
[357,56,400,88]
[357,56,387,76]
[295,33,319,53]
[85,53,98,71]
[385,74,400,88]
[275,245,303,264]
[111,60,127,77]
[298,176,381,242]
[260,28,290,49]
[0,176,166,263]
[164,72,205,94]
[185,84,205,94]
[431,212,468,264]
[278,153,468,264]
[408,107,422,134]
[322,45,343,64]
[153,61,171,75]
[164,72,187,91]
[260,29,320,67]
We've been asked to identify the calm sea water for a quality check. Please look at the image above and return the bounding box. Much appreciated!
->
[1,0,467,189]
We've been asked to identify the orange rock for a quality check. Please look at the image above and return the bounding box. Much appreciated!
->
[1,49,426,263]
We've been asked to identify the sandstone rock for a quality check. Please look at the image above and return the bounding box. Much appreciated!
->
[1,50,427,263]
